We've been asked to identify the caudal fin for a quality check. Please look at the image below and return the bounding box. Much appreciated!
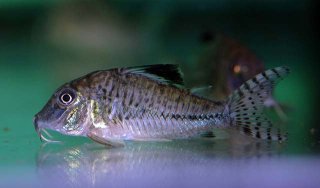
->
[227,66,290,141]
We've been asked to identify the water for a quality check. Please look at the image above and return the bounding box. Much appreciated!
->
[1,1,319,187]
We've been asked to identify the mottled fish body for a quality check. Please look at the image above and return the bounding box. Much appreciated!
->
[34,64,290,146]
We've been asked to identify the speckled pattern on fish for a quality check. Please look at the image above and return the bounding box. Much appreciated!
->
[33,64,290,147]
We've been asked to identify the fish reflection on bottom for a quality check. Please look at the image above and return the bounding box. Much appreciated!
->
[36,140,285,187]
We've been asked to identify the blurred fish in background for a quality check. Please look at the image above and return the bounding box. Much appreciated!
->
[192,33,264,100]
[186,33,288,121]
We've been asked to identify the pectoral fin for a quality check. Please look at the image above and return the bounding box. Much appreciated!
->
[87,132,124,147]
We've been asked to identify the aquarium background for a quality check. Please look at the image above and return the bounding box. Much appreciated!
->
[0,0,319,187]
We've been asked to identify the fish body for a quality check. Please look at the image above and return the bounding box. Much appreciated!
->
[34,64,289,146]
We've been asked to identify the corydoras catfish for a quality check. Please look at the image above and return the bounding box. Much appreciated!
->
[33,64,289,147]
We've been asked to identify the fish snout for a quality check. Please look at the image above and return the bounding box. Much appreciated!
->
[33,113,61,143]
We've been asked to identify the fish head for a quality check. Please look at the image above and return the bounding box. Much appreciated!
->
[34,84,91,139]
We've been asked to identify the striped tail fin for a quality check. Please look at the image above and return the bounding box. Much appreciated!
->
[227,66,290,141]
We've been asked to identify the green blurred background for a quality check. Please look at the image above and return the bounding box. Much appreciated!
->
[0,0,319,167]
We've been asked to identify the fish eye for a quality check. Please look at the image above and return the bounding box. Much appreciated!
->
[58,89,76,105]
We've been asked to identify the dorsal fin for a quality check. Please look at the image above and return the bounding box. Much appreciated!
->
[122,64,185,88]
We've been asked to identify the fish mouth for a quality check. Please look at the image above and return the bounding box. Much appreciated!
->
[34,115,61,143]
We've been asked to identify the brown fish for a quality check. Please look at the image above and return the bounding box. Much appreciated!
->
[192,34,287,120]
[33,64,289,147]
[192,34,264,100]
